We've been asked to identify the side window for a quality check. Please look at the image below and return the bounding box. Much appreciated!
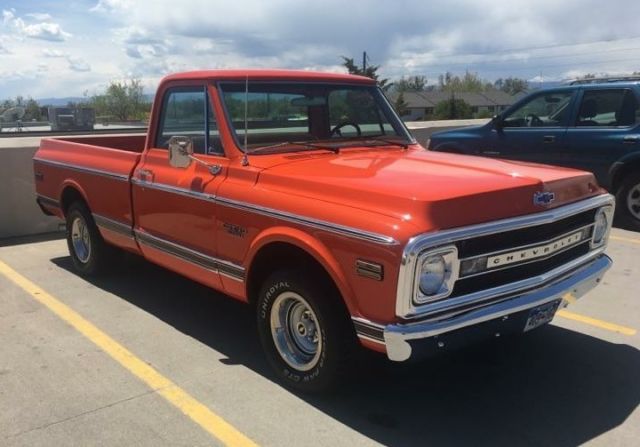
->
[576,89,639,127]
[156,87,222,155]
[502,91,574,128]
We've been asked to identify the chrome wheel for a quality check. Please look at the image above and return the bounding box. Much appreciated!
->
[270,291,322,371]
[71,216,91,263]
[627,183,640,220]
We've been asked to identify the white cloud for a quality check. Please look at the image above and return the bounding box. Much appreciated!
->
[67,57,91,72]
[42,48,68,58]
[2,9,71,41]
[25,13,53,21]
[90,0,132,13]
[0,42,10,54]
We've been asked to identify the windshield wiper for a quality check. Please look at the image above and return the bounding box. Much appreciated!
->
[362,136,411,149]
[247,140,339,155]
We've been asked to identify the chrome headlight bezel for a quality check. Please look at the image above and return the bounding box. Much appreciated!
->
[413,245,459,305]
[590,205,614,249]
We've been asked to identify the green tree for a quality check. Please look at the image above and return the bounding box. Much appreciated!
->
[341,56,391,91]
[438,71,486,93]
[434,94,472,119]
[394,92,409,116]
[89,79,150,122]
[395,75,428,92]
[494,77,529,95]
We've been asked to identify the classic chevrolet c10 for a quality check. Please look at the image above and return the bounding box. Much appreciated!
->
[33,69,614,392]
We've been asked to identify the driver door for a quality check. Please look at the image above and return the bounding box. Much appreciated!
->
[485,90,576,167]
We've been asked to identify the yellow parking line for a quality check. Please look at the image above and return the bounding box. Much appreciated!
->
[0,260,258,447]
[556,309,637,336]
[610,235,640,245]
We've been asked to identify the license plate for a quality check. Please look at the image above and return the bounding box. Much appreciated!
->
[524,300,561,332]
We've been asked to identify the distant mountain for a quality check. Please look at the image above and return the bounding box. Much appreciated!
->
[36,97,89,107]
[36,93,155,107]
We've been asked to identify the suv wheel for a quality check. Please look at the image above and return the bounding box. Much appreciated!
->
[616,172,640,230]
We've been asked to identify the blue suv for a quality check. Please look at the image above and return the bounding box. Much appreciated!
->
[428,78,640,229]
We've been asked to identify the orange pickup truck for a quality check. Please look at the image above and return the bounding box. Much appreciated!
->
[34,69,615,391]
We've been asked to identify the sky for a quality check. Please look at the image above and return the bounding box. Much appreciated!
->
[1,0,639,99]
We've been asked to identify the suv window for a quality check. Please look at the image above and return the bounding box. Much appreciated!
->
[575,89,639,127]
[502,91,573,128]
[156,87,221,154]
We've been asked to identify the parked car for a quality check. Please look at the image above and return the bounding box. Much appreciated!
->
[34,69,614,392]
[428,79,640,229]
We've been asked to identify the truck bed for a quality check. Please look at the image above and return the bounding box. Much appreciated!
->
[33,135,144,252]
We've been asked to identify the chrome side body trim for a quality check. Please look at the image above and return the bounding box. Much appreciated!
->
[384,254,612,361]
[132,178,397,245]
[396,194,615,319]
[352,318,385,344]
[93,214,134,239]
[134,230,245,281]
[33,158,130,181]
[216,196,399,246]
[36,194,60,209]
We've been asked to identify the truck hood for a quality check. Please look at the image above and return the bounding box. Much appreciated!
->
[255,147,601,231]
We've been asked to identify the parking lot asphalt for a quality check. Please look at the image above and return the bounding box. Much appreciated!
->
[0,228,638,446]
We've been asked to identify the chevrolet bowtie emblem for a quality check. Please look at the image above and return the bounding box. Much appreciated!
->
[533,191,556,206]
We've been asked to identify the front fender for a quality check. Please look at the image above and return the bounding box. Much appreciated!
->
[245,226,357,314]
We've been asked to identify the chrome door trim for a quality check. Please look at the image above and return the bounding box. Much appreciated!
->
[33,158,130,181]
[134,230,245,281]
[131,177,215,202]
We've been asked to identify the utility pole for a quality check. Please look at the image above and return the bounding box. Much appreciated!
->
[362,51,367,73]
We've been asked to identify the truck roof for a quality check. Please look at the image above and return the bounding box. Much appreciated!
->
[162,69,376,84]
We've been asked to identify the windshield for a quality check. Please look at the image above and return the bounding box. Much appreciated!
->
[219,82,413,153]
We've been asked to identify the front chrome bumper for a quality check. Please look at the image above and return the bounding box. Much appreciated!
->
[383,254,612,361]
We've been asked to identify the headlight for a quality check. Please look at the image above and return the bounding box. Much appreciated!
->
[591,206,613,248]
[419,255,446,295]
[414,246,459,304]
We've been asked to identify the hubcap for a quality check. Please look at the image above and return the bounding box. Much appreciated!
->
[71,216,91,263]
[270,291,322,371]
[627,183,640,220]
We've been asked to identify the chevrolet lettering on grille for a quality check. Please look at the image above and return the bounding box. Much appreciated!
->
[487,231,585,269]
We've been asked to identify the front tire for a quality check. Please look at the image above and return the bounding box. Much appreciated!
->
[256,269,357,392]
[616,172,640,231]
[65,202,111,276]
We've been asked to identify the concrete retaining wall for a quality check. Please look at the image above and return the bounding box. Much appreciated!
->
[0,119,484,240]
[0,137,63,241]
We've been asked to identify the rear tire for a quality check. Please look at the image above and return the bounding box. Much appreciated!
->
[256,269,357,393]
[616,172,640,231]
[65,202,112,276]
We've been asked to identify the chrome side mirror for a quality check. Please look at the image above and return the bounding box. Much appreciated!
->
[168,136,193,168]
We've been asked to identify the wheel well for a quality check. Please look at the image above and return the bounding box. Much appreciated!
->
[60,186,87,216]
[247,242,340,307]
[612,159,640,193]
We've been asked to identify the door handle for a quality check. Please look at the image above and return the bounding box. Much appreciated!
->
[623,136,639,144]
[481,150,500,156]
[543,135,556,144]
[137,169,154,183]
